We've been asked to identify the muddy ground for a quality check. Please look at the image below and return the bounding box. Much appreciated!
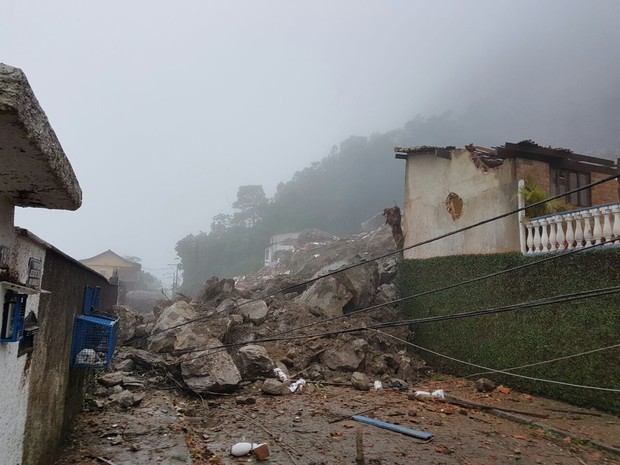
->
[55,374,619,465]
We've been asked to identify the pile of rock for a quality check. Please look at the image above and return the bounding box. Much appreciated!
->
[117,225,426,397]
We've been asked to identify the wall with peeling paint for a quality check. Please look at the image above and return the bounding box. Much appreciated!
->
[402,149,520,259]
[22,248,117,465]
[0,230,46,465]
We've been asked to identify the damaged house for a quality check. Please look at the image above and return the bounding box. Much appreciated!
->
[0,64,117,465]
[394,141,620,258]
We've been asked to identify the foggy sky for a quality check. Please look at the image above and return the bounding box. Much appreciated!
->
[2,1,619,286]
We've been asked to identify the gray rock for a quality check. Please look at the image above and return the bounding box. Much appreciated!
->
[374,283,398,306]
[98,372,124,387]
[114,358,135,372]
[108,390,145,408]
[295,276,353,318]
[180,338,241,394]
[322,338,368,371]
[475,378,497,392]
[351,372,371,391]
[109,305,141,344]
[234,345,276,378]
[261,378,291,396]
[236,299,269,325]
[148,301,198,353]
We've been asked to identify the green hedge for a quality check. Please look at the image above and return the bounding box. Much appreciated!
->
[396,249,620,412]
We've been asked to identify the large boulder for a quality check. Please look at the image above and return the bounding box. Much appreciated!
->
[191,277,242,308]
[109,305,141,344]
[322,338,368,371]
[235,299,269,324]
[295,276,353,318]
[234,345,276,378]
[180,338,242,393]
[148,301,198,353]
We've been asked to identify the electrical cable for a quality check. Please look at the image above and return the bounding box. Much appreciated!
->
[170,285,620,361]
[131,173,620,345]
[373,330,620,392]
[463,343,620,379]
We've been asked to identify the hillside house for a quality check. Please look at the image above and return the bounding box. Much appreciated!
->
[264,232,300,266]
[0,64,118,465]
[394,141,620,259]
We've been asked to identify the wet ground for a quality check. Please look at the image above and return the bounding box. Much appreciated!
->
[55,375,619,465]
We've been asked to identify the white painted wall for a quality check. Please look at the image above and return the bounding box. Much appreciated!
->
[0,202,45,465]
[265,232,299,266]
[402,149,521,260]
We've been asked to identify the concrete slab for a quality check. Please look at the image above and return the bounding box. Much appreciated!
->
[0,63,81,210]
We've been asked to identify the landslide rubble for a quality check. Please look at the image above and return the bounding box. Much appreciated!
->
[117,225,426,398]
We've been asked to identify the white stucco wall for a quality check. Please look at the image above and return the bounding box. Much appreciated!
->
[402,149,521,259]
[0,215,45,465]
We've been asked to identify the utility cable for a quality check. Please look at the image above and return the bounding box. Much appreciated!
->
[463,343,620,379]
[131,173,620,345]
[170,285,620,361]
[374,330,620,392]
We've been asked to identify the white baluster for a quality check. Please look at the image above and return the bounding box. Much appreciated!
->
[582,211,593,247]
[540,218,550,252]
[565,215,575,249]
[548,216,557,252]
[592,208,603,245]
[533,220,542,253]
[574,213,584,249]
[612,205,620,244]
[601,207,613,245]
[526,222,534,254]
[555,216,566,251]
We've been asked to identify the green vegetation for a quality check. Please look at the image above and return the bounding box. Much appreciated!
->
[175,111,516,292]
[517,178,572,218]
[397,250,620,412]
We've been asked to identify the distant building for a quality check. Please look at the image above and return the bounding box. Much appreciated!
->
[0,64,117,465]
[80,250,141,303]
[264,232,300,266]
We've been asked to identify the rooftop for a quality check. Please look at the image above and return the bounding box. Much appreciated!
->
[0,64,81,210]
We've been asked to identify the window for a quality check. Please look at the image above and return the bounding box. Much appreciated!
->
[549,167,591,207]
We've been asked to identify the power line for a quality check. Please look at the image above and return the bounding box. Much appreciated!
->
[463,343,620,379]
[169,285,620,362]
[374,330,620,392]
[130,174,620,345]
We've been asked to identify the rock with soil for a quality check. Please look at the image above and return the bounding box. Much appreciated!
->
[321,338,367,371]
[261,378,291,396]
[235,299,269,324]
[191,277,242,308]
[109,305,142,344]
[233,344,276,378]
[148,301,198,353]
[179,338,242,393]
[295,276,353,318]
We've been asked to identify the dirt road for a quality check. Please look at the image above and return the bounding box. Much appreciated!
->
[55,375,619,465]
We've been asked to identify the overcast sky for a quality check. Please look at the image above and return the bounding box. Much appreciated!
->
[2,1,619,286]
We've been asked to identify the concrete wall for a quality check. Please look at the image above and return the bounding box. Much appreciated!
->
[0,229,46,465]
[402,149,520,260]
[22,248,117,465]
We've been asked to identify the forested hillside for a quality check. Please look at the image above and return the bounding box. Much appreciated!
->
[175,112,620,294]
